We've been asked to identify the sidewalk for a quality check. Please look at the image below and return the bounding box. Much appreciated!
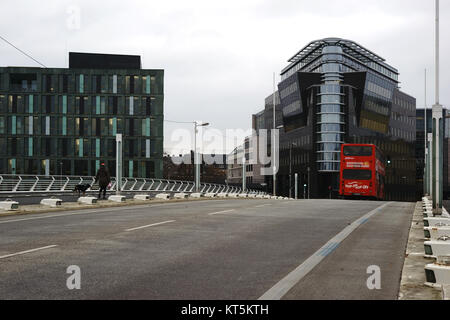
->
[398,201,442,300]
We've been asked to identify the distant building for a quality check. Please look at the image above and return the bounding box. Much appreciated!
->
[253,38,416,201]
[164,152,227,184]
[0,52,164,178]
[226,136,266,190]
[415,108,450,199]
[226,145,245,185]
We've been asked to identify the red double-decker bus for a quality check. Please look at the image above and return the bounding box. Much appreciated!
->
[339,144,386,200]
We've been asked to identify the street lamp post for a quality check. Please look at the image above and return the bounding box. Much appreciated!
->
[432,0,443,214]
[116,133,123,195]
[289,142,297,199]
[242,157,246,193]
[424,69,428,196]
[294,173,298,200]
[273,73,276,197]
[307,166,311,199]
[194,121,210,192]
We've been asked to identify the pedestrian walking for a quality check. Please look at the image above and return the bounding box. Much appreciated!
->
[95,162,111,200]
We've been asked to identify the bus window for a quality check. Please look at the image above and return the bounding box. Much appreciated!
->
[343,146,373,156]
[342,169,372,180]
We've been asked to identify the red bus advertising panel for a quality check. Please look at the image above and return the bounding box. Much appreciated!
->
[339,144,385,200]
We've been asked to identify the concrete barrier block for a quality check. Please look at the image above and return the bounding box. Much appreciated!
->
[40,198,63,207]
[205,193,217,198]
[425,256,450,287]
[424,217,450,227]
[155,193,170,200]
[174,193,188,199]
[134,194,151,201]
[78,196,98,205]
[424,227,450,240]
[424,240,450,259]
[108,195,126,202]
[190,193,203,198]
[228,193,238,198]
[0,199,19,211]
[217,193,229,198]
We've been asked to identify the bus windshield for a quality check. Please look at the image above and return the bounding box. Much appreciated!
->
[342,169,372,180]
[343,146,373,157]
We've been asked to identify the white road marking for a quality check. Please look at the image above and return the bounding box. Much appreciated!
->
[208,209,235,216]
[125,220,176,232]
[258,202,393,300]
[0,200,227,225]
[0,207,131,224]
[254,204,272,208]
[0,245,58,260]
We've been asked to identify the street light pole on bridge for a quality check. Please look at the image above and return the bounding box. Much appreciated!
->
[432,0,443,214]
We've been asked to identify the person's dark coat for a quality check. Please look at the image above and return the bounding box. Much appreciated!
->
[95,166,111,188]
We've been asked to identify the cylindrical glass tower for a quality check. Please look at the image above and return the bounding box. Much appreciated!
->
[316,45,345,172]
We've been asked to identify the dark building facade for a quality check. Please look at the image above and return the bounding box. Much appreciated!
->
[254,38,416,201]
[416,108,450,199]
[0,52,164,178]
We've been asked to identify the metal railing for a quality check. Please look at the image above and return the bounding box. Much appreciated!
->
[0,175,265,195]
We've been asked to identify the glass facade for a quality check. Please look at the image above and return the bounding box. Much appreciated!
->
[0,55,164,178]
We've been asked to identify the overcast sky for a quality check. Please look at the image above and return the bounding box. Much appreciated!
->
[1,0,449,155]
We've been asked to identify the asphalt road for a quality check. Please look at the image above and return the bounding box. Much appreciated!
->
[0,199,414,299]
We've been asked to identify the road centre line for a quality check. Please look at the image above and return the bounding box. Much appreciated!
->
[125,220,176,232]
[208,209,235,216]
[254,204,272,208]
[258,202,393,300]
[0,245,58,260]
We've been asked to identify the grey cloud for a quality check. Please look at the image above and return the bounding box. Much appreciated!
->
[0,0,449,154]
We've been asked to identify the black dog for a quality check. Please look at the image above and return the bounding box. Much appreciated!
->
[73,184,91,196]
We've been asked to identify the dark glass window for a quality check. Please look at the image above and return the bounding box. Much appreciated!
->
[96,75,101,93]
[342,169,372,180]
[130,76,134,94]
[145,97,151,116]
[45,75,51,93]
[343,146,373,156]
[8,138,17,156]
[62,75,68,93]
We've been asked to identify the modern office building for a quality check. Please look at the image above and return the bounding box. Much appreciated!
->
[0,52,164,178]
[416,108,450,199]
[253,38,416,201]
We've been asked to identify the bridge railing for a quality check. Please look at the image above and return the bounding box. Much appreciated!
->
[0,175,265,195]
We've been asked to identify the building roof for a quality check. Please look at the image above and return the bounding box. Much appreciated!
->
[69,52,142,69]
[282,37,398,75]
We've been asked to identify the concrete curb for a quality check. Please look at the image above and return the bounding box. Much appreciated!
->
[398,201,442,300]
